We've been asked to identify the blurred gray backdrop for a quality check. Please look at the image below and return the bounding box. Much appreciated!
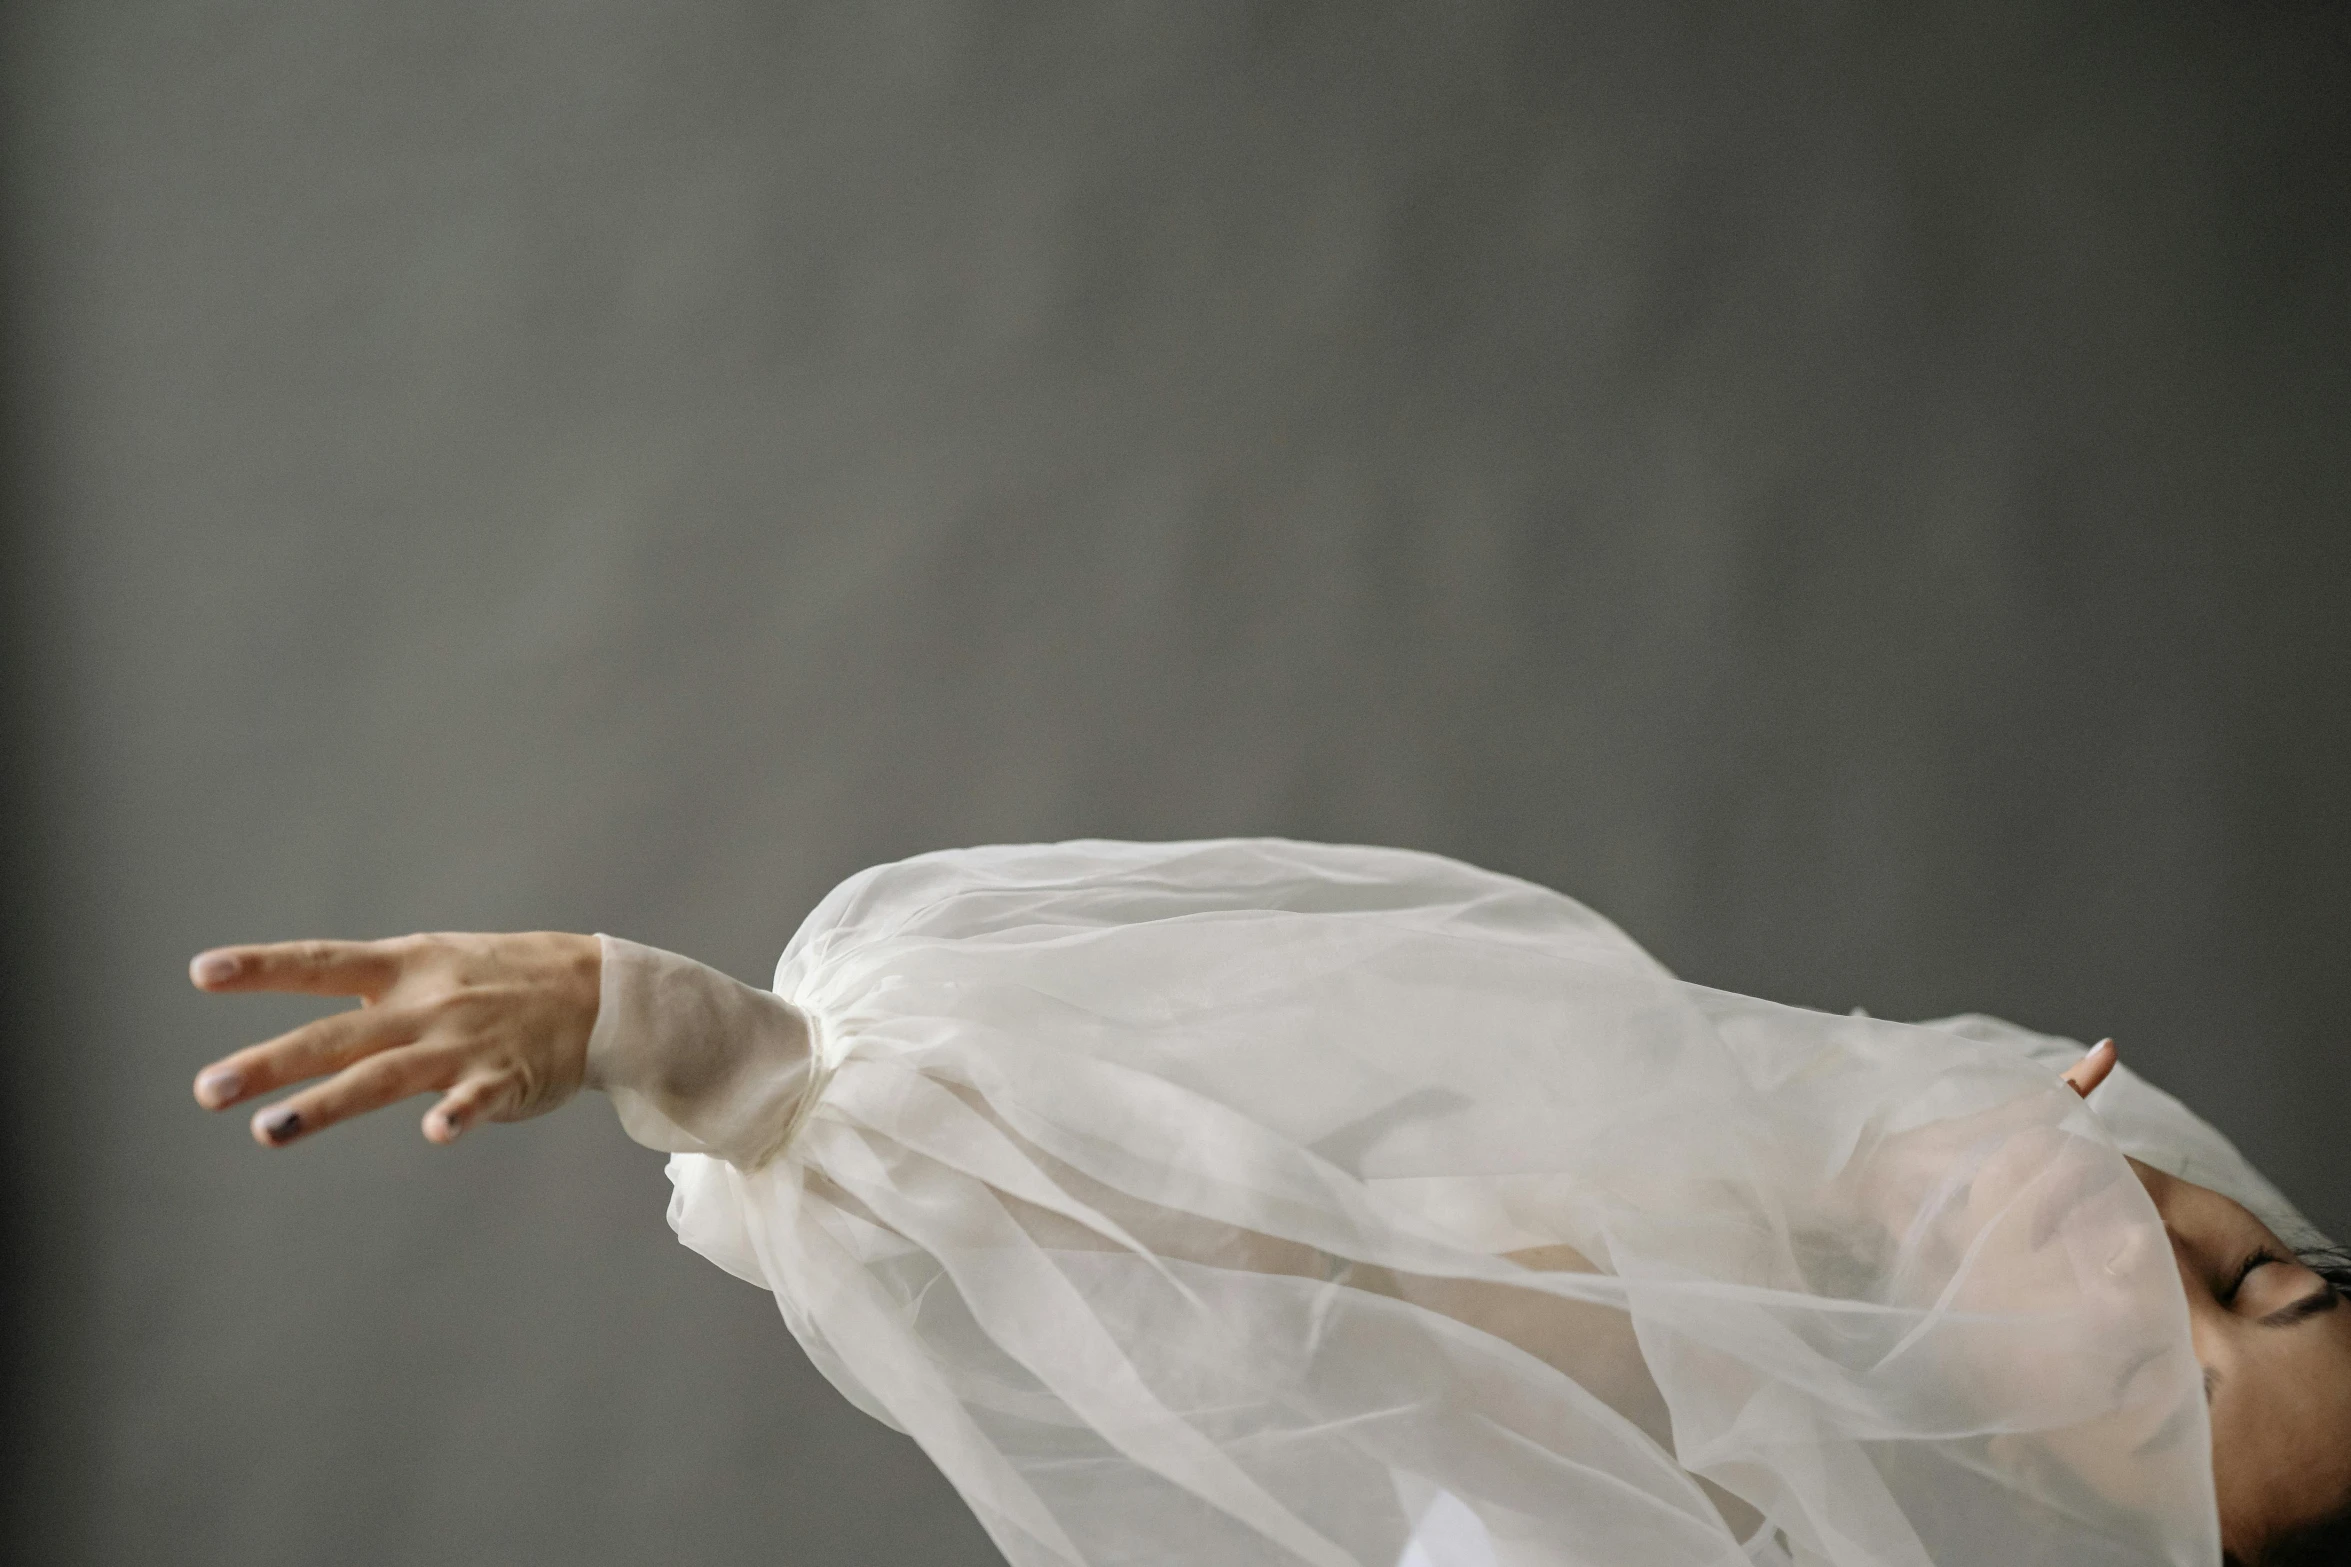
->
[4,2,2347,1563]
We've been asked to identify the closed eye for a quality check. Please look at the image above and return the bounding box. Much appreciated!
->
[2225,1247,2289,1304]
[2259,1287,2339,1329]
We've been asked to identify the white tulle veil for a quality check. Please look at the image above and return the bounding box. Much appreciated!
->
[656,840,2290,1567]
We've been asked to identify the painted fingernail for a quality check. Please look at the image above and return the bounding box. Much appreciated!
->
[191,952,238,987]
[257,1106,301,1145]
[195,1068,243,1107]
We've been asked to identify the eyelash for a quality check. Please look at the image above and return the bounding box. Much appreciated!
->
[2225,1247,2289,1303]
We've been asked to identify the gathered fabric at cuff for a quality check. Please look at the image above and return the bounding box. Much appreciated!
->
[582,934,821,1170]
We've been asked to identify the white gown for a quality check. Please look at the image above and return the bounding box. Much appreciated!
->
[584,839,2325,1567]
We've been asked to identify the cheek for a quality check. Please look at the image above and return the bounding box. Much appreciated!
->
[2206,1332,2351,1548]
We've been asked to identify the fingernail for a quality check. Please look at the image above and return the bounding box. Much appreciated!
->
[257,1106,301,1145]
[191,952,238,987]
[195,1068,243,1107]
[437,1113,462,1141]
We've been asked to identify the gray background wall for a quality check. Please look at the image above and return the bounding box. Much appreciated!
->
[3,2,2346,1563]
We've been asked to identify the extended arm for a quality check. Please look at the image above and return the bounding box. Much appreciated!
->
[190,928,2125,1170]
[189,932,812,1165]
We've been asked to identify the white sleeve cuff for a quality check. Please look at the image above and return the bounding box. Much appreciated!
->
[583,934,818,1169]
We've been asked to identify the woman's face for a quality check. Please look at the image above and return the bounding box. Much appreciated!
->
[2128,1159,2351,1561]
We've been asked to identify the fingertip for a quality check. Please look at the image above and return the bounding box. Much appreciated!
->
[193,1067,243,1109]
[190,951,239,989]
[424,1106,463,1144]
[2062,1038,2120,1099]
[251,1105,301,1147]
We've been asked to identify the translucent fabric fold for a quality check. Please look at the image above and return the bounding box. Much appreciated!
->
[649,839,2225,1567]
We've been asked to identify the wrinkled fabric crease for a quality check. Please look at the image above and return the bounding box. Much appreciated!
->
[618,840,2260,1567]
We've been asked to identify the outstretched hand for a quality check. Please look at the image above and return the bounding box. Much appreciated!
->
[189,933,601,1148]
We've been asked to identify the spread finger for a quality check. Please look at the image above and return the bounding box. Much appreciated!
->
[197,1004,429,1110]
[422,1073,518,1144]
[249,1043,457,1147]
[189,938,408,999]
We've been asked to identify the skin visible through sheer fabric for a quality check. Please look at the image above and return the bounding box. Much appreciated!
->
[663,841,2232,1567]
[186,840,2349,1566]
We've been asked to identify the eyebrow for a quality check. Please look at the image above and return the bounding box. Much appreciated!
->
[2260,1287,2340,1329]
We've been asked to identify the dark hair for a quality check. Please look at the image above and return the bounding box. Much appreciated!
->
[2228,1247,2351,1567]
[2253,1509,2351,1567]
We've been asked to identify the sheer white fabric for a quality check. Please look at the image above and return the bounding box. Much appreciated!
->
[592,839,2260,1567]
[588,933,819,1167]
